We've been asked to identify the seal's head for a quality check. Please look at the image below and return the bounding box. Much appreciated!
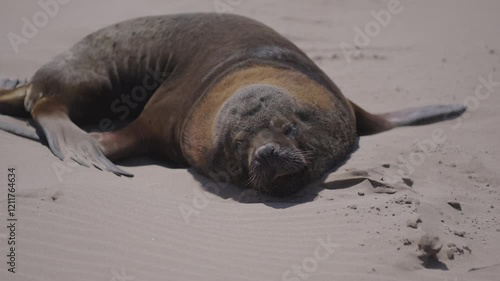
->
[211,84,356,196]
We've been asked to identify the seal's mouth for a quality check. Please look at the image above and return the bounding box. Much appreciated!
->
[247,143,307,195]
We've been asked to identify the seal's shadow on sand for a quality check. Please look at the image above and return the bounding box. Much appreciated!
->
[418,255,449,270]
[185,151,357,208]
[188,169,318,208]
[184,140,410,209]
[119,156,189,169]
[187,163,412,209]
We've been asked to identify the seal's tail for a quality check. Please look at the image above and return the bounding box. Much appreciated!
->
[351,101,466,136]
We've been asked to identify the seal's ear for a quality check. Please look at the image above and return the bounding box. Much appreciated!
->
[350,100,466,136]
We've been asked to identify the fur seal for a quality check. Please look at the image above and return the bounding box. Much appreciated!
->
[0,13,465,196]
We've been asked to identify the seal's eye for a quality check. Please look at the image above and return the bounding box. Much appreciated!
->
[233,131,249,148]
[282,123,295,136]
[236,140,249,148]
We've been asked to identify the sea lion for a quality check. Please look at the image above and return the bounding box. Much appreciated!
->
[0,13,465,196]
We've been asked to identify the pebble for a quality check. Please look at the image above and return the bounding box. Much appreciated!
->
[418,234,443,257]
[447,201,462,211]
[407,217,422,229]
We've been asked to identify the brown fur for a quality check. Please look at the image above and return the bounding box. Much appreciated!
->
[181,65,351,173]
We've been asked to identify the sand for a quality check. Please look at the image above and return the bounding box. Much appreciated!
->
[0,0,499,280]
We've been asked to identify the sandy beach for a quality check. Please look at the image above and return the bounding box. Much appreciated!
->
[1,0,499,280]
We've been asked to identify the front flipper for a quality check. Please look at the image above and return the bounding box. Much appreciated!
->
[35,113,133,177]
[350,101,466,136]
[30,98,133,177]
[381,104,466,126]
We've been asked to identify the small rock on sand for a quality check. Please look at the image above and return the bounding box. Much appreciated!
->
[446,243,471,260]
[446,248,455,260]
[463,245,472,253]
[402,238,412,246]
[418,234,443,257]
[447,201,462,211]
[407,216,422,228]
[402,178,414,187]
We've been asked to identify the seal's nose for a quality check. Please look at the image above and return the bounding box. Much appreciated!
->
[255,143,277,159]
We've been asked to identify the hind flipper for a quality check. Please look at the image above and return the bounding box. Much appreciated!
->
[0,114,39,140]
[0,78,30,117]
[32,99,133,177]
[350,101,466,136]
[0,78,28,90]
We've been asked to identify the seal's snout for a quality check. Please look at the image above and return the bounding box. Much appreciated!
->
[248,140,307,196]
[255,143,278,160]
[252,142,304,178]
